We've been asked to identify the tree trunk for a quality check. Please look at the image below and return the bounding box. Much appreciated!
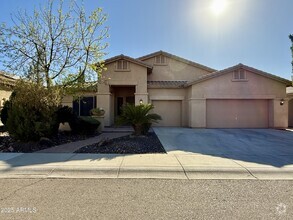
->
[132,124,142,136]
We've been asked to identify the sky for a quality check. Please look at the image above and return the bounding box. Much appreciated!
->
[0,0,292,80]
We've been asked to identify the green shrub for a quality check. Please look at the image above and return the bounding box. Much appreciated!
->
[116,103,161,136]
[0,100,11,126]
[6,81,61,142]
[56,106,76,124]
[69,116,100,135]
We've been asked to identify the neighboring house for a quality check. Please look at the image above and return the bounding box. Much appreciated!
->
[62,51,291,128]
[0,71,17,125]
[0,71,16,107]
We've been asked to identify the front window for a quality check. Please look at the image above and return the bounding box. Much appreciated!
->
[154,55,167,65]
[116,60,129,70]
[73,96,96,116]
[233,69,247,81]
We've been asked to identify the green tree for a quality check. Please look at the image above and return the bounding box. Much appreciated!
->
[116,104,162,136]
[0,0,108,89]
[6,80,61,142]
[290,34,293,80]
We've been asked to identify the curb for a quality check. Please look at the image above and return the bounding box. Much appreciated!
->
[0,166,293,180]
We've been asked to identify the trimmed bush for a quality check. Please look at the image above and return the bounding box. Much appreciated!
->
[69,116,100,135]
[0,100,11,126]
[55,106,100,135]
[56,106,76,124]
[6,81,61,142]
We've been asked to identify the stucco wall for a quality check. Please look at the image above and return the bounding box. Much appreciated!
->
[61,92,97,108]
[191,70,286,99]
[143,57,212,81]
[100,62,148,93]
[0,90,12,105]
[97,61,148,126]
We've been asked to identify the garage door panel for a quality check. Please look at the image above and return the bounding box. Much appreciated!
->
[152,100,181,127]
[207,99,268,128]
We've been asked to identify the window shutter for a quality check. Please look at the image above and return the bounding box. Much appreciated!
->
[117,60,122,69]
[155,56,161,63]
[233,71,239,79]
[122,60,128,69]
[239,69,245,79]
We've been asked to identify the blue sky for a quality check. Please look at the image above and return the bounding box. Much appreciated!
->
[0,0,293,79]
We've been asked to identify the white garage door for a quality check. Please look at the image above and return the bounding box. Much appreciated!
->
[206,99,269,128]
[152,100,181,126]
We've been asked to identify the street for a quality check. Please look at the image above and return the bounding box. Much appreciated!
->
[0,179,292,219]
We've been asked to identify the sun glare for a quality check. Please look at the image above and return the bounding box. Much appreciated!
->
[211,0,228,15]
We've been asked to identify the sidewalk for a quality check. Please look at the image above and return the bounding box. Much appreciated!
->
[0,152,293,179]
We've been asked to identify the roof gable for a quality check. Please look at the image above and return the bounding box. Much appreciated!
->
[104,54,152,69]
[138,50,216,73]
[187,64,292,87]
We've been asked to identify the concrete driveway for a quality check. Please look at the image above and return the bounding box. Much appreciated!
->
[153,128,293,168]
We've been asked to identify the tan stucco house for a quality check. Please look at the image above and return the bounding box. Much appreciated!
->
[62,51,292,128]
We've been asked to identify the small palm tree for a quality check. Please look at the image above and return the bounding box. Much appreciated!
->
[116,103,162,136]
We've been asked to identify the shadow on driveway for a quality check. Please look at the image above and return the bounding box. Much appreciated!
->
[153,127,293,168]
[1,128,293,170]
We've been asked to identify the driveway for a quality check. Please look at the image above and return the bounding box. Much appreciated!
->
[153,128,293,167]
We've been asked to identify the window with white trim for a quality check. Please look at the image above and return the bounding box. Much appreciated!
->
[154,55,167,65]
[233,69,247,81]
[116,60,129,70]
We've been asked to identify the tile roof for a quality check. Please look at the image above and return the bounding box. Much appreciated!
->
[147,80,187,88]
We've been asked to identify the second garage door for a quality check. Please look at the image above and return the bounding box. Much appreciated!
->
[152,100,181,126]
[206,99,269,128]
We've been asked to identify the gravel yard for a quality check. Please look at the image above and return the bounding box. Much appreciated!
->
[75,132,166,154]
[0,131,100,153]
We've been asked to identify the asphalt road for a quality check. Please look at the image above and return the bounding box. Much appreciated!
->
[0,179,292,219]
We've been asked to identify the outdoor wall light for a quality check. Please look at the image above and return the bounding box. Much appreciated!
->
[139,99,143,104]
[280,99,285,106]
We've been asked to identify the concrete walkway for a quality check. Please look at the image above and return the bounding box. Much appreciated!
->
[37,132,131,153]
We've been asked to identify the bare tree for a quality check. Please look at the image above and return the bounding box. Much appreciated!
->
[289,34,293,80]
[0,0,109,89]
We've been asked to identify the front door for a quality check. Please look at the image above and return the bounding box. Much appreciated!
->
[116,96,135,117]
[116,97,124,116]
[126,96,135,105]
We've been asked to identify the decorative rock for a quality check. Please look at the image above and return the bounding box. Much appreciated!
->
[58,122,71,132]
